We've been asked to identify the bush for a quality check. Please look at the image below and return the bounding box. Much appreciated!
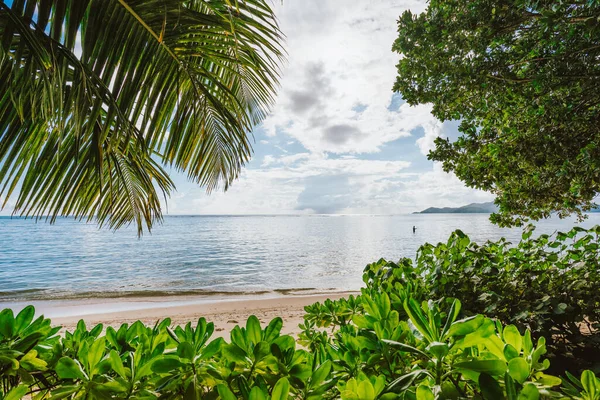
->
[2,226,599,398]
[363,225,600,375]
[3,299,590,399]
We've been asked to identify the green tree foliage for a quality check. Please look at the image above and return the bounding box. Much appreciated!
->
[0,0,284,234]
[392,0,600,226]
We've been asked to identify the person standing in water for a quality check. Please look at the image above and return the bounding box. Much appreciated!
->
[413,226,416,233]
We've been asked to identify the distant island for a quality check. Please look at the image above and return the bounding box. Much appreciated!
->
[415,201,498,214]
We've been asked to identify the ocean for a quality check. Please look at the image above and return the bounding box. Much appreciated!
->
[1,214,598,304]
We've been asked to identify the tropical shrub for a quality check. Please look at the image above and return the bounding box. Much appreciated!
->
[2,227,600,398]
[1,298,577,399]
[1,301,599,398]
[362,225,600,374]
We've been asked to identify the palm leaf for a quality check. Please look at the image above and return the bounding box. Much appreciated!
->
[0,0,284,234]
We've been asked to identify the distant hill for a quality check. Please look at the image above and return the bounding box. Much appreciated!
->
[415,201,498,214]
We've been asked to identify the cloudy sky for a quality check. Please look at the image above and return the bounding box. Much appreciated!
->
[163,0,493,215]
[0,0,494,217]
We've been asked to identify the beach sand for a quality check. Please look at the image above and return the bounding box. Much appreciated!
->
[38,292,357,339]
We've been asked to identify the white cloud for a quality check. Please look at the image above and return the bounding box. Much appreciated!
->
[165,0,493,216]
[263,0,435,154]
[416,120,443,155]
[165,157,493,215]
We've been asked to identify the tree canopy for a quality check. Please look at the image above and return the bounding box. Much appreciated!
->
[0,0,284,234]
[393,0,600,226]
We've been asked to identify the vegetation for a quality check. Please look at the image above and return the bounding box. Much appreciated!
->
[0,0,284,234]
[362,225,600,375]
[1,227,599,399]
[392,0,600,226]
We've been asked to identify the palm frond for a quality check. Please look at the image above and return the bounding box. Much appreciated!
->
[0,0,284,234]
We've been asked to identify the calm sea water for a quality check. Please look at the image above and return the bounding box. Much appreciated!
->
[1,214,599,302]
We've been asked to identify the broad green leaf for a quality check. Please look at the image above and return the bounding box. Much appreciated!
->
[0,309,15,338]
[503,325,522,353]
[404,298,434,343]
[535,373,562,387]
[518,384,540,400]
[271,377,290,400]
[177,342,195,360]
[264,317,283,342]
[222,344,248,363]
[151,356,184,373]
[447,314,484,337]
[310,360,332,388]
[479,373,504,400]
[88,336,106,373]
[357,379,375,400]
[56,357,88,381]
[455,360,507,376]
[426,342,449,359]
[508,358,530,384]
[109,350,126,379]
[14,306,35,333]
[504,344,519,361]
[249,386,267,400]
[246,315,262,345]
[217,384,237,400]
[416,385,435,400]
[581,370,599,399]
[383,339,430,359]
[4,384,28,400]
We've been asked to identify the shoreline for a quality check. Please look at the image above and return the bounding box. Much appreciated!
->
[1,291,359,339]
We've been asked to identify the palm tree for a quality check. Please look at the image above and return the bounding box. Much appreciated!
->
[0,0,284,234]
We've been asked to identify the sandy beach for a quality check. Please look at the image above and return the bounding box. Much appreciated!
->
[11,292,358,339]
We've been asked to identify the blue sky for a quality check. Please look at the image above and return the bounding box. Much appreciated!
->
[161,1,493,215]
[0,0,494,217]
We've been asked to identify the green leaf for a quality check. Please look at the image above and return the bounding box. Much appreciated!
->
[249,386,267,400]
[447,315,484,337]
[442,299,461,337]
[581,370,599,398]
[109,350,126,379]
[56,357,88,381]
[503,344,519,361]
[177,342,195,360]
[479,373,504,400]
[310,360,332,388]
[517,383,539,400]
[455,360,507,376]
[222,344,248,363]
[246,315,262,345]
[508,358,530,384]
[503,325,522,353]
[0,309,15,338]
[264,318,283,342]
[88,336,106,372]
[357,379,375,400]
[383,339,430,359]
[426,342,449,359]
[217,384,237,400]
[14,306,35,333]
[271,377,290,400]
[416,385,435,400]
[536,373,562,387]
[151,356,184,373]
[4,384,28,400]
[404,298,434,342]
